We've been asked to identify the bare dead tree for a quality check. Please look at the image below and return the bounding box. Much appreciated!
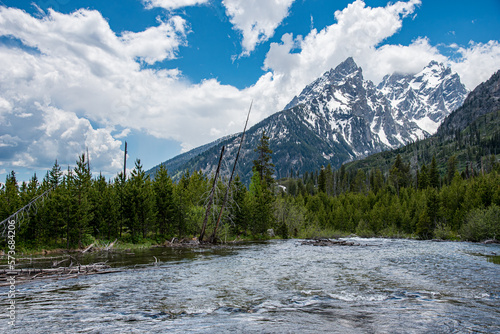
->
[199,145,225,242]
[209,101,252,243]
[123,141,128,179]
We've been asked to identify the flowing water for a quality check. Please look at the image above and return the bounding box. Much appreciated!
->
[1,238,499,333]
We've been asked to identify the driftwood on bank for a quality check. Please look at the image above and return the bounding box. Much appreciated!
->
[164,238,201,247]
[301,238,361,247]
[0,263,121,286]
[81,242,95,253]
[161,237,243,248]
[78,239,118,253]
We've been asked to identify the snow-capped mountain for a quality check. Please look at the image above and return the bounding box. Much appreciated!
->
[379,60,467,135]
[285,57,468,155]
[148,58,468,183]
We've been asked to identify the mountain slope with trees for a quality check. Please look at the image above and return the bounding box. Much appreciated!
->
[343,69,500,178]
[439,70,500,134]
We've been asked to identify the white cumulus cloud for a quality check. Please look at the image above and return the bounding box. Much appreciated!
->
[257,0,499,112]
[222,0,296,56]
[254,0,426,111]
[0,1,499,179]
[0,6,249,175]
[143,0,210,10]
[448,41,500,89]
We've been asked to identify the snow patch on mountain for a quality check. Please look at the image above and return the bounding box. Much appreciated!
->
[285,57,468,159]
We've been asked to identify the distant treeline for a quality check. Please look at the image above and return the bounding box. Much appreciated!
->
[278,154,500,241]
[1,149,500,250]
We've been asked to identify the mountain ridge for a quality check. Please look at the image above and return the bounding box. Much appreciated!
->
[147,58,469,183]
[344,69,500,175]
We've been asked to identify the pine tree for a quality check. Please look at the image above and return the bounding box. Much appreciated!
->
[91,174,119,240]
[73,154,94,248]
[350,169,367,194]
[253,131,275,189]
[248,170,273,236]
[390,154,412,195]
[339,164,348,194]
[318,167,326,193]
[22,174,42,246]
[1,171,20,219]
[230,175,249,236]
[287,179,297,197]
[249,132,276,236]
[125,159,155,243]
[429,156,440,188]
[419,164,429,189]
[49,160,62,188]
[153,164,175,237]
[370,169,384,194]
[325,164,334,196]
[446,155,457,185]
[62,167,76,249]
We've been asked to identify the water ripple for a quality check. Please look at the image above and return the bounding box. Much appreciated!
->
[1,239,499,333]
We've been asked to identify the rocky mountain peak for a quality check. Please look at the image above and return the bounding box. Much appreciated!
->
[285,57,363,110]
[150,58,471,184]
[283,58,468,155]
[328,57,361,81]
[378,61,468,134]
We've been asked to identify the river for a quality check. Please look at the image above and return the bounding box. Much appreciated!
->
[1,238,499,333]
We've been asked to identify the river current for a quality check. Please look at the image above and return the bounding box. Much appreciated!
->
[1,238,499,333]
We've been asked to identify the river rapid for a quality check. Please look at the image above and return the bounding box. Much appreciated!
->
[1,238,499,333]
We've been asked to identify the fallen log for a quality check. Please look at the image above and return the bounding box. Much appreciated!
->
[81,242,95,253]
[0,263,120,286]
[104,239,118,251]
[301,238,360,247]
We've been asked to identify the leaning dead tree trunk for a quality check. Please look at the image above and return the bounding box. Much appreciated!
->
[209,101,252,243]
[199,145,225,242]
[0,186,54,238]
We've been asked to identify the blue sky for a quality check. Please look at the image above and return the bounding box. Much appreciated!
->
[0,0,499,183]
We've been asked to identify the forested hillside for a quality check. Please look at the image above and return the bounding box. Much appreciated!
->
[342,68,500,177]
[343,109,500,178]
[277,153,499,241]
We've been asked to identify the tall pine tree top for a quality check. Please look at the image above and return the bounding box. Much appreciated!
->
[253,131,275,189]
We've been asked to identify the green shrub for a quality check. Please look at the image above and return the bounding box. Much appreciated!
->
[355,219,375,237]
[461,205,500,241]
[433,223,458,240]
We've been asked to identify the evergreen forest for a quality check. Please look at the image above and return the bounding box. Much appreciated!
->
[1,131,499,252]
